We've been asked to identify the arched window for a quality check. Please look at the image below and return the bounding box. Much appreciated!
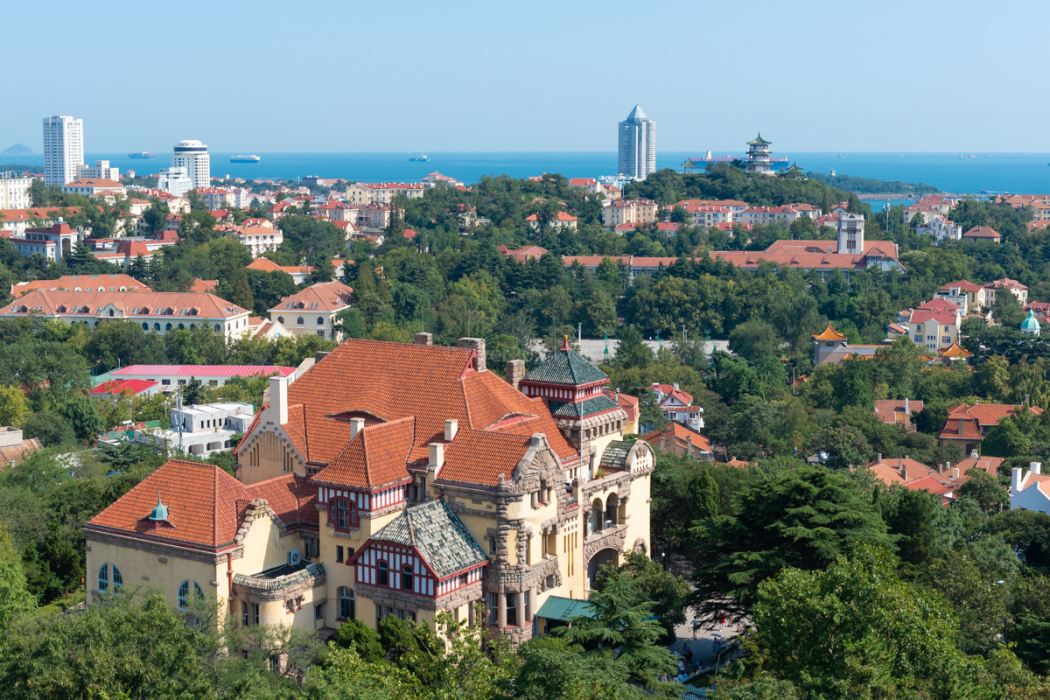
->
[142,322,148,331]
[108,309,114,317]
[339,587,355,620]
[166,323,172,331]
[113,565,123,589]
[98,563,123,594]
[178,323,185,330]
[297,317,304,325]
[154,323,160,331]
[317,317,324,325]
[189,323,196,330]
[214,324,220,331]
[98,564,108,593]
[178,580,205,610]
[377,561,389,586]
[277,316,285,324]
[402,565,413,591]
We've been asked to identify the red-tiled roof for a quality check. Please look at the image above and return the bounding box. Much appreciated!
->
[963,226,1000,239]
[640,423,712,453]
[867,457,938,486]
[873,399,924,425]
[437,430,533,488]
[11,274,149,297]
[0,290,247,319]
[92,379,158,396]
[314,417,415,489]
[113,365,296,378]
[247,258,315,275]
[189,279,218,294]
[270,281,352,313]
[939,403,1043,441]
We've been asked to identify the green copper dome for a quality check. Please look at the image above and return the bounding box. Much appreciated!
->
[1022,309,1042,331]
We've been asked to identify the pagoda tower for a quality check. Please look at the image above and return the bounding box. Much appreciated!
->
[519,337,628,476]
[746,133,773,175]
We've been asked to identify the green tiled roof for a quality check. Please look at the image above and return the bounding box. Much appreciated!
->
[370,500,487,578]
[523,347,607,386]
[599,440,634,470]
[535,595,594,622]
[748,133,771,146]
[549,395,620,419]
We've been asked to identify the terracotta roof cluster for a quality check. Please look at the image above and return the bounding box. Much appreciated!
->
[0,207,82,225]
[939,403,1043,441]
[640,423,712,454]
[247,258,316,276]
[650,383,693,406]
[86,460,317,550]
[314,417,416,489]
[270,281,352,313]
[873,399,924,426]
[0,290,248,319]
[11,274,149,297]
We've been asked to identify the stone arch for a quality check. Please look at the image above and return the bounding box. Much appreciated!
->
[633,538,648,555]
[587,547,620,589]
[590,497,604,534]
[605,493,620,527]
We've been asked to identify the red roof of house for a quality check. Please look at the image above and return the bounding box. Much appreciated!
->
[873,399,924,425]
[963,226,1000,239]
[867,457,939,486]
[640,423,712,453]
[270,281,353,313]
[939,403,1043,441]
[113,365,296,379]
[0,290,247,319]
[939,279,984,293]
[92,379,158,396]
[11,274,149,297]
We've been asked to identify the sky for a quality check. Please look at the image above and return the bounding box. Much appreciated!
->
[4,0,1050,153]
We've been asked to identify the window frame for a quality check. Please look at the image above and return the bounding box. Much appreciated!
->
[402,565,413,591]
[377,560,389,587]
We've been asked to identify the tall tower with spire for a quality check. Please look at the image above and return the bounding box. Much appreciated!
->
[618,105,656,180]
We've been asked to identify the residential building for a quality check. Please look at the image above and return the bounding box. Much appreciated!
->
[1010,463,1050,515]
[173,140,210,190]
[0,290,252,339]
[984,278,1028,305]
[525,211,577,229]
[648,383,703,433]
[225,225,284,258]
[938,403,1044,454]
[962,225,1000,243]
[76,160,120,181]
[602,199,658,229]
[421,171,464,188]
[936,280,988,314]
[640,422,712,460]
[345,182,426,206]
[43,115,84,185]
[603,389,639,434]
[736,205,801,226]
[11,274,149,297]
[498,245,548,263]
[110,364,297,391]
[269,281,353,341]
[866,456,942,486]
[147,402,256,456]
[0,172,32,210]
[83,335,652,643]
[568,178,602,195]
[158,167,193,197]
[746,134,774,175]
[197,187,236,210]
[61,178,125,197]
[618,105,656,180]
[9,221,81,261]
[873,399,924,431]
[0,427,42,467]
[903,194,955,224]
[903,298,961,352]
[0,207,83,237]
[356,203,396,229]
[247,258,316,285]
[917,215,962,241]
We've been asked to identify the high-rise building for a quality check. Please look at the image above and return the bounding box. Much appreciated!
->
[172,140,210,190]
[618,105,656,180]
[42,115,84,186]
[0,172,33,209]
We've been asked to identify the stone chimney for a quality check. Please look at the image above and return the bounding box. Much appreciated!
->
[444,419,458,442]
[458,338,486,371]
[429,443,444,470]
[1013,467,1024,494]
[415,332,432,346]
[268,376,288,425]
[673,381,680,391]
[506,359,526,391]
[660,434,666,452]
[1033,462,1042,476]
[876,453,882,463]
[350,417,364,439]
[904,397,910,415]
[687,434,693,455]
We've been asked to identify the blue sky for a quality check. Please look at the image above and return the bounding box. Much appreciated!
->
[4,0,1048,152]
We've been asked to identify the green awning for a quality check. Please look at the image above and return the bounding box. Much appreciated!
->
[535,596,595,622]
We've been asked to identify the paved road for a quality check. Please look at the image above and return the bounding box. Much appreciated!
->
[536,338,730,364]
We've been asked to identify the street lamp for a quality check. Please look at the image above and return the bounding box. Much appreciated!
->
[995,580,1008,644]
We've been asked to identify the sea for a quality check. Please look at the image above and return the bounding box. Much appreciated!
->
[6,151,1050,212]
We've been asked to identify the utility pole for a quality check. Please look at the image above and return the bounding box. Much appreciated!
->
[578,322,582,345]
[176,385,184,454]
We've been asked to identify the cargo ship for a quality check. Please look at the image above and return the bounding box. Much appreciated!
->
[230,155,261,163]
[409,154,429,162]
[128,152,153,159]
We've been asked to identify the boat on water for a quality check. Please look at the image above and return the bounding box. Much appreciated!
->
[128,152,153,159]
[409,154,429,162]
[230,155,260,163]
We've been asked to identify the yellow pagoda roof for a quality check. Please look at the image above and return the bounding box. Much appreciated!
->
[938,341,974,358]
[813,323,847,341]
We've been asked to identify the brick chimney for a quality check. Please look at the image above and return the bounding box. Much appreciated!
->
[506,359,526,391]
[458,338,486,371]
[415,332,432,346]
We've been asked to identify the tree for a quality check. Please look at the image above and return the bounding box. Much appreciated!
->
[58,394,107,441]
[0,519,33,630]
[0,385,30,427]
[593,551,691,643]
[614,326,653,370]
[958,469,1009,516]
[880,486,938,568]
[85,321,166,372]
[728,320,780,365]
[689,465,893,623]
[503,636,645,700]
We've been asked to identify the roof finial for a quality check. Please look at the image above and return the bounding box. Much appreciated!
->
[561,334,570,351]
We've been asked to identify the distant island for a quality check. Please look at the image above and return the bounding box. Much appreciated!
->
[1,144,36,156]
[806,171,939,195]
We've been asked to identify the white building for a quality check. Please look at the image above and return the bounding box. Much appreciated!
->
[43,115,84,185]
[0,173,33,209]
[110,364,298,391]
[9,222,81,261]
[918,215,963,242]
[76,160,119,181]
[224,225,283,258]
[157,167,193,197]
[147,402,256,457]
[172,140,210,190]
[837,213,865,255]
[618,105,656,180]
[1010,462,1050,515]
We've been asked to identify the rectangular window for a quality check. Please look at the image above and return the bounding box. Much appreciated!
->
[488,592,498,625]
[315,603,325,620]
[242,601,249,626]
[162,379,171,386]
[336,546,344,563]
[336,499,349,529]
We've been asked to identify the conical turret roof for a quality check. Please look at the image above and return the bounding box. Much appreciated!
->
[1022,308,1042,331]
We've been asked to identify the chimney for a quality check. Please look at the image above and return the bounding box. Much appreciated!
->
[687,434,693,455]
[952,467,960,479]
[673,381,680,391]
[506,359,526,391]
[1026,394,1031,405]
[314,350,329,363]
[269,376,288,425]
[970,448,979,460]
[1013,467,1024,494]
[904,397,910,415]
[457,338,486,371]
[898,460,905,477]
[429,443,444,470]
[415,332,432,346]
[660,434,666,452]
[350,417,364,439]
[444,419,458,442]
[958,418,965,435]
[876,453,882,462]
[1033,462,1042,476]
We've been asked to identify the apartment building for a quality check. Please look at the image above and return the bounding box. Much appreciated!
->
[0,173,33,210]
[269,281,353,341]
[225,225,284,258]
[346,182,426,206]
[43,115,84,185]
[9,222,81,261]
[76,160,120,181]
[602,199,658,229]
[61,179,125,197]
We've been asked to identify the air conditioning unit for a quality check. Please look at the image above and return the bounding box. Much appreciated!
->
[288,549,301,567]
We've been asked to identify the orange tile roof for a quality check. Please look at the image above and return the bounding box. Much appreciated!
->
[437,430,533,488]
[954,454,1003,477]
[86,460,316,550]
[314,417,416,489]
[261,340,578,489]
[0,289,248,319]
[64,178,123,188]
[867,457,938,486]
[10,274,149,297]
[963,225,1000,239]
[873,399,924,425]
[938,341,973,358]
[813,323,847,341]
[270,280,352,313]
[640,423,712,453]
[247,258,316,275]
[939,403,1043,441]
[190,279,218,293]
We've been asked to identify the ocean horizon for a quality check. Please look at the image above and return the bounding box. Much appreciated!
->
[6,151,1050,202]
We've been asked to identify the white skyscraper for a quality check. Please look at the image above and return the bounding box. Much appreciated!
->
[42,115,84,186]
[172,140,210,190]
[158,167,193,197]
[618,105,656,180]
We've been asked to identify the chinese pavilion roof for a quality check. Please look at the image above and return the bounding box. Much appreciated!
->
[813,323,847,341]
[522,337,608,387]
[748,133,771,146]
[369,499,488,578]
[938,341,974,358]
